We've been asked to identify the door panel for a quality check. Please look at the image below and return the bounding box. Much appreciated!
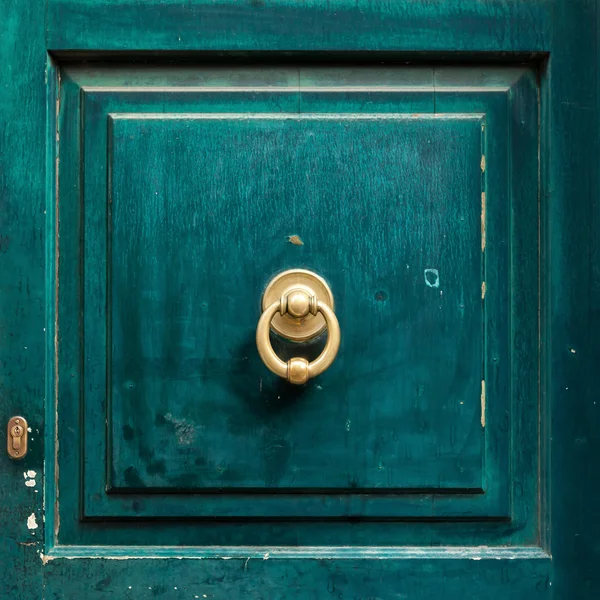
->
[3,1,598,598]
[54,66,536,536]
[108,114,485,493]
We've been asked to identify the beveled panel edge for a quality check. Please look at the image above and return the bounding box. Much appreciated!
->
[44,544,549,561]
[60,64,530,93]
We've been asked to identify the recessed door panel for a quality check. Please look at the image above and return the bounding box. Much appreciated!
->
[54,65,537,541]
[107,114,484,493]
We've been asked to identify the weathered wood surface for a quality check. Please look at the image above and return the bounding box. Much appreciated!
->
[0,0,46,598]
[0,0,598,598]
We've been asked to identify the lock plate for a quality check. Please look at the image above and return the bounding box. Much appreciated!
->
[7,416,28,459]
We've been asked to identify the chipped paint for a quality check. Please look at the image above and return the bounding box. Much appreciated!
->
[24,470,36,487]
[287,234,304,246]
[424,268,440,288]
[481,154,486,172]
[27,513,38,530]
[482,281,486,299]
[481,191,486,251]
[481,380,486,428]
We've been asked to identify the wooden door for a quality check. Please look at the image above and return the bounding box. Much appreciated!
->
[1,1,599,598]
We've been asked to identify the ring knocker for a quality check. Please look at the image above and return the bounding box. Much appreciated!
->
[256,269,340,385]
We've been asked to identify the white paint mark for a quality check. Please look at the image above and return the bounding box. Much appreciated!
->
[263,552,270,560]
[25,480,36,488]
[345,420,351,432]
[424,268,440,288]
[482,282,486,299]
[569,348,576,354]
[27,470,36,478]
[27,427,32,432]
[27,513,38,530]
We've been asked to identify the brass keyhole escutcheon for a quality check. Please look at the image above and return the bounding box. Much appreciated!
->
[7,416,28,459]
[257,269,341,385]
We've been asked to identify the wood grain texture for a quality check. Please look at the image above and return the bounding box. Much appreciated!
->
[49,67,539,537]
[0,0,46,597]
[42,555,551,600]
[106,114,485,493]
[546,0,600,597]
[46,0,552,53]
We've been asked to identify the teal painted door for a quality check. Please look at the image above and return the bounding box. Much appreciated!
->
[1,1,599,599]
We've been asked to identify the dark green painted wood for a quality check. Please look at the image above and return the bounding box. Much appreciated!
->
[42,555,551,600]
[107,115,485,493]
[0,0,46,598]
[49,67,539,539]
[0,0,598,598]
[546,0,600,597]
[46,0,552,53]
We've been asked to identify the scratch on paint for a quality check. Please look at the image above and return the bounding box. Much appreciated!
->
[481,282,486,299]
[481,155,486,172]
[481,192,486,251]
[481,381,486,428]
[164,413,196,446]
